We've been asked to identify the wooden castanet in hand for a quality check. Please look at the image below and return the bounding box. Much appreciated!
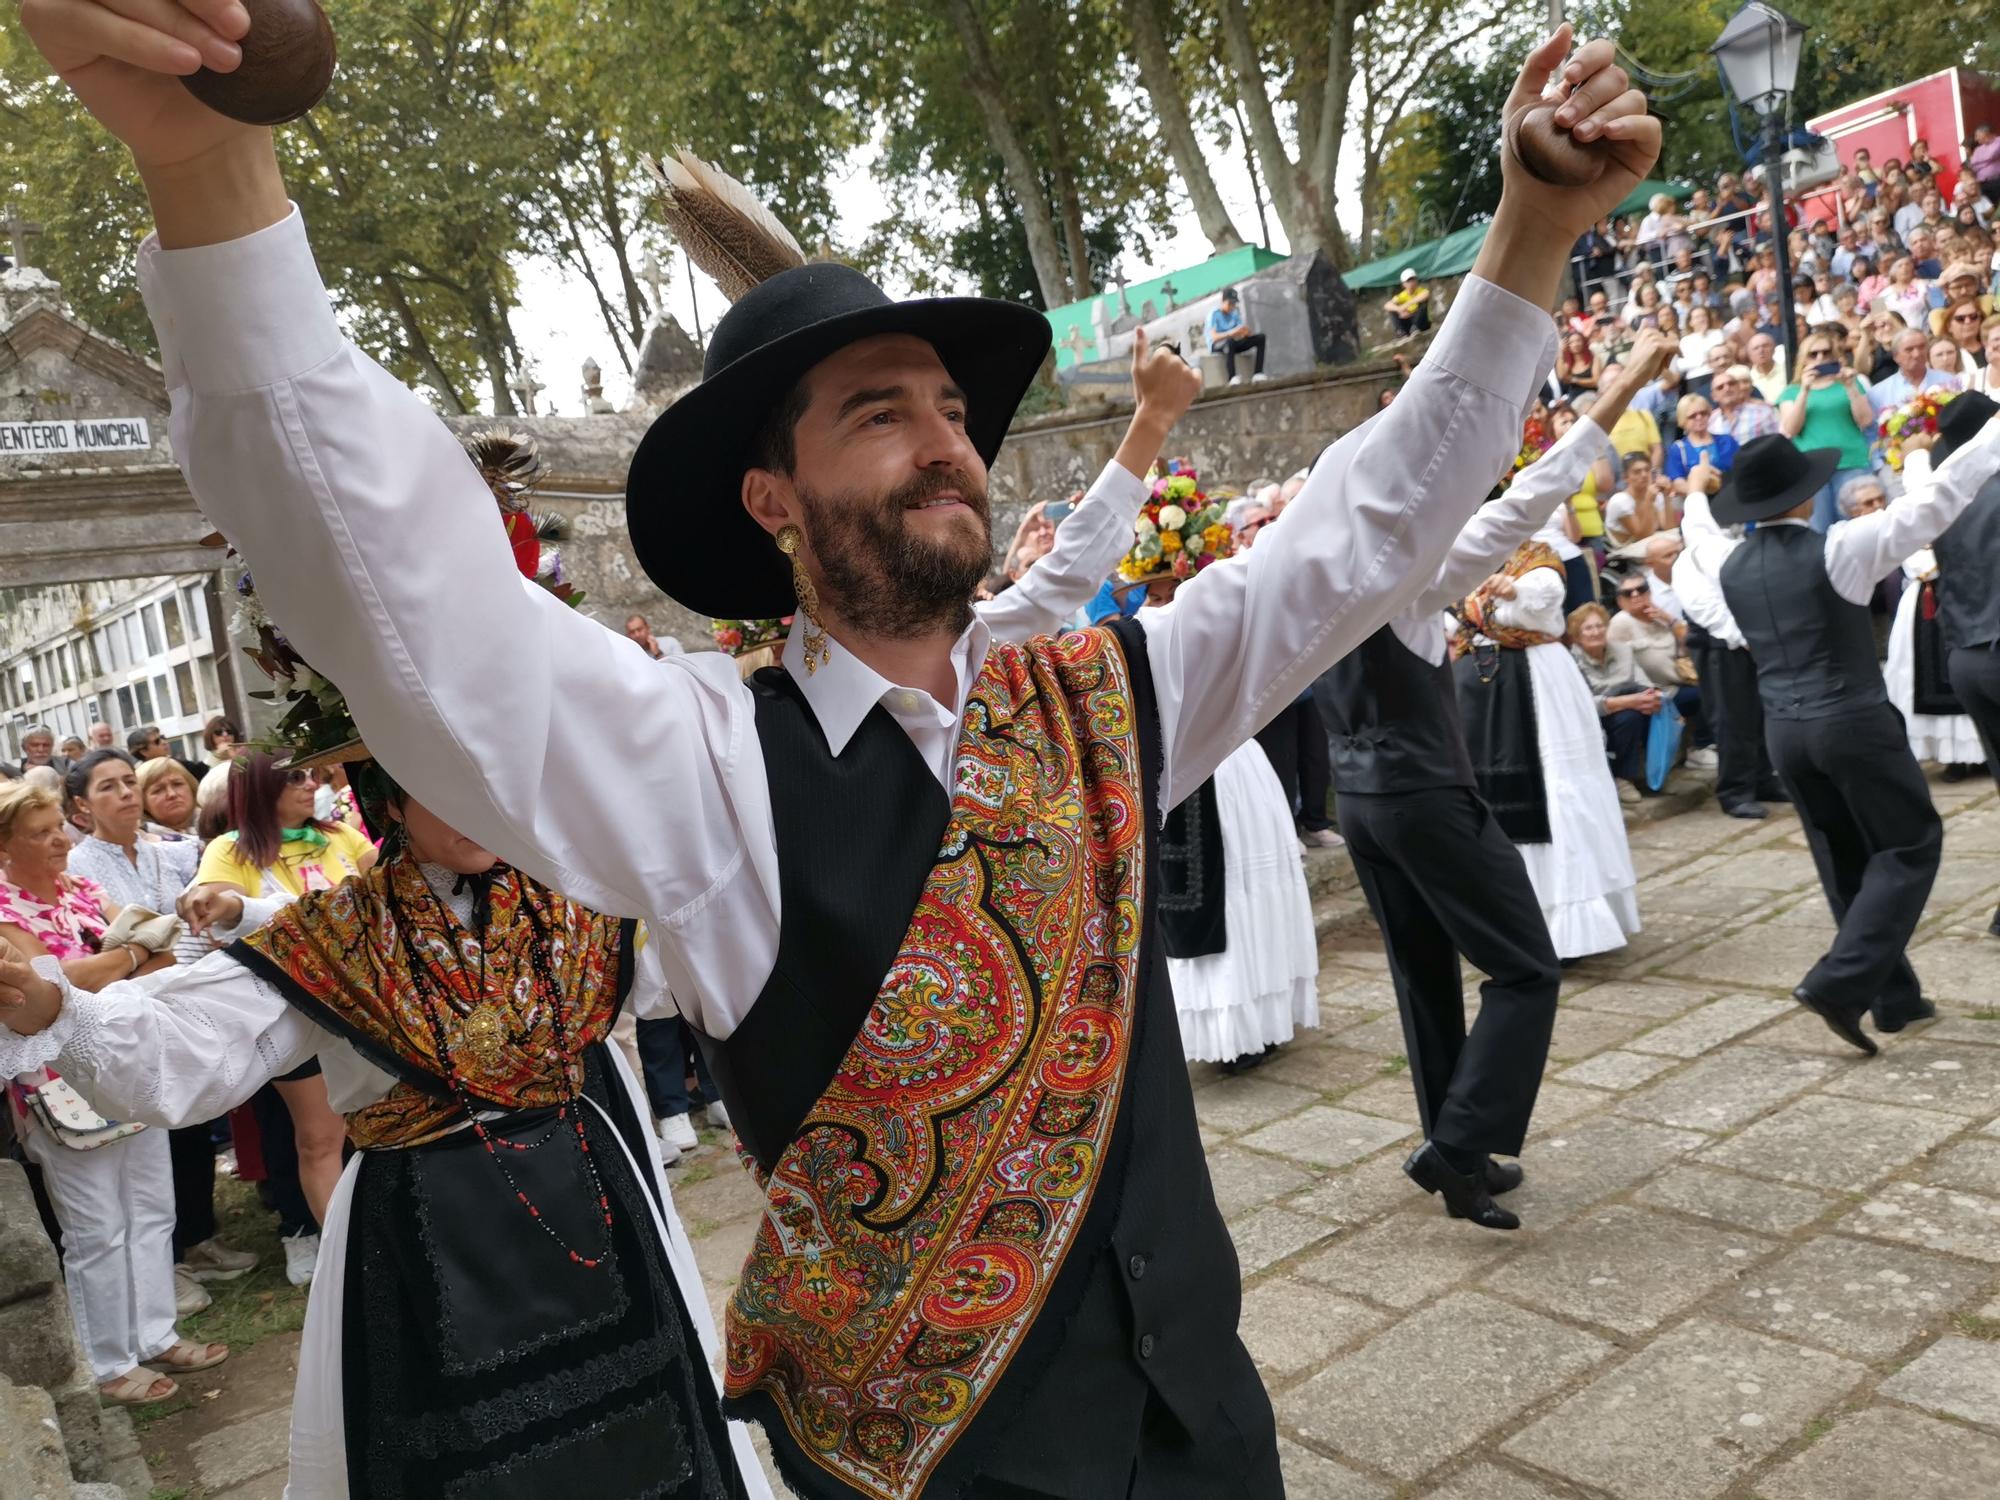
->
[181,0,337,125]
[1505,104,1609,189]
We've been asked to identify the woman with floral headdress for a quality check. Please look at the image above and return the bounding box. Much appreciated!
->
[0,433,769,1498]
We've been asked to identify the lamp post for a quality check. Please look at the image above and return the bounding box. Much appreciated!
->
[1712,1,1808,371]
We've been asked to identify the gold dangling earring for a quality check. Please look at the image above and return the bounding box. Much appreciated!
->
[776,525,830,676]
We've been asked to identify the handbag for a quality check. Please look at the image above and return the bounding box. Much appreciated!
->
[1673,653,1700,685]
[20,1073,145,1151]
[100,905,183,955]
[1646,695,1685,792]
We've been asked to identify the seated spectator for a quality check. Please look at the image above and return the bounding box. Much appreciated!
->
[1382,271,1431,340]
[1207,286,1268,380]
[1878,255,1933,328]
[1850,255,1888,311]
[1745,332,1788,403]
[136,757,201,841]
[1664,395,1738,495]
[1567,603,1665,802]
[1953,173,1994,228]
[1642,532,1686,620]
[1678,304,1727,374]
[1871,325,1956,413]
[1598,361,1666,467]
[1928,334,1968,384]
[1938,296,1990,377]
[1928,264,1994,334]
[1837,473,1887,523]
[1557,330,1601,397]
[1608,573,1710,762]
[1709,365,1778,442]
[1603,453,1666,547]
[1970,316,2000,393]
[1810,281,1859,329]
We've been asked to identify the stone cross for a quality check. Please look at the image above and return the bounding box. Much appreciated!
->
[1061,326,1093,362]
[1114,264,1131,318]
[581,356,613,414]
[639,250,671,323]
[2,202,44,270]
[1159,278,1179,311]
[509,363,545,416]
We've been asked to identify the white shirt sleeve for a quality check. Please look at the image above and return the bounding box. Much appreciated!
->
[1822,423,2000,603]
[138,209,779,1033]
[1136,275,1558,806]
[11,953,322,1129]
[976,463,1147,643]
[1487,567,1569,634]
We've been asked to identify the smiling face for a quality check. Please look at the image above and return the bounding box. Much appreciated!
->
[743,333,992,640]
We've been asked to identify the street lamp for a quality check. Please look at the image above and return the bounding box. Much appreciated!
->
[1712,1,1808,370]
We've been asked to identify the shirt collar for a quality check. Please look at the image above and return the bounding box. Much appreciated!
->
[782,612,991,757]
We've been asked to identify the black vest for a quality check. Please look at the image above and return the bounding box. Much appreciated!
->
[1720,523,1887,720]
[1934,473,2000,651]
[700,619,1254,1500]
[1313,623,1477,794]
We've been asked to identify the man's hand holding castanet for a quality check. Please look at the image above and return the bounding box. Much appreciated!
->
[20,0,290,246]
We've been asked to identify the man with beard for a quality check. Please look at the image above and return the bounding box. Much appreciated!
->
[30,3,1656,1492]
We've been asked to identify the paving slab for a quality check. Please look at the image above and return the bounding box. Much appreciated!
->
[1632,1165,1836,1235]
[1563,981,1720,1020]
[1655,924,1838,988]
[1236,1105,1414,1170]
[1281,1292,1610,1481]
[1906,934,2000,1009]
[1332,1077,1422,1123]
[1256,1044,1386,1097]
[1292,1212,1517,1310]
[1288,1152,1420,1228]
[1482,1204,1772,1335]
[1422,1461,1572,1499]
[1519,1081,1610,1134]
[1720,1234,1979,1358]
[1756,1009,1908,1057]
[1229,1205,1336,1276]
[1925,1017,2000,1048]
[1192,1076,1321,1135]
[1321,1013,1412,1057]
[1502,1319,1865,1500]
[1546,1006,1651,1061]
[1697,1095,1962,1192]
[1615,1046,1836,1133]
[1840,1180,2000,1263]
[1204,1145,1318,1220]
[1921,1138,2000,1197]
[1275,1440,1392,1499]
[1505,1114,1708,1225]
[1559,1049,1682,1092]
[1626,994,1793,1058]
[187,1405,292,1493]
[1878,1335,2000,1428]
[1756,1404,2000,1500]
[1239,1281,1385,1382]
[1692,846,1819,890]
[1820,1040,2000,1118]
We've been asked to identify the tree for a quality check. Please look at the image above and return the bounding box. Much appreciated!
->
[1121,0,1244,253]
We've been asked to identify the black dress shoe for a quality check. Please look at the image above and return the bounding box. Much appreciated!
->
[1404,1143,1520,1230]
[1875,996,1937,1034]
[1756,782,1791,804]
[1987,909,2000,940]
[1793,985,1877,1056]
[1723,800,1769,820]
[1484,1158,1525,1195]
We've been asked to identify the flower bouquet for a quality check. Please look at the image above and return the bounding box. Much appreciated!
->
[1116,461,1236,586]
[710,617,793,658]
[1879,387,1958,472]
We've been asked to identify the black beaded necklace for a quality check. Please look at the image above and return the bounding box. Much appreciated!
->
[388,864,616,1271]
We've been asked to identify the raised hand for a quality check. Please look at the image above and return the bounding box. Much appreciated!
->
[1130,327,1203,428]
[20,0,254,168]
[1499,26,1660,240]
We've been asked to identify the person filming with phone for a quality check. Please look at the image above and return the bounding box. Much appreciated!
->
[1776,331,1876,532]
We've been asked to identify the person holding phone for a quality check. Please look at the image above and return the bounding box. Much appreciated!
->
[1776,332,1876,531]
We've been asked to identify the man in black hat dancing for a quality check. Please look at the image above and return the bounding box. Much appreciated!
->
[1712,420,2000,1055]
[26,3,1658,1493]
[1925,391,2000,938]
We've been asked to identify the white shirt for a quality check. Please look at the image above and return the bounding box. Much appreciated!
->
[1648,572,1685,621]
[138,209,1555,1038]
[1385,414,1605,666]
[1758,428,2000,606]
[64,835,198,911]
[1674,493,1747,648]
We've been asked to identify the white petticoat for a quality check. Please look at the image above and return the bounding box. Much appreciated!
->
[1168,741,1321,1063]
[1514,643,1642,960]
[1886,581,1988,765]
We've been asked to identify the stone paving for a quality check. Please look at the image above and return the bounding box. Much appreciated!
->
[173,773,2000,1497]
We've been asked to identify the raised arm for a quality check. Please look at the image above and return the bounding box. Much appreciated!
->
[1139,32,1658,804]
[1823,421,2000,602]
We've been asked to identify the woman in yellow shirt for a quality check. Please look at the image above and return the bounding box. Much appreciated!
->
[187,753,375,1281]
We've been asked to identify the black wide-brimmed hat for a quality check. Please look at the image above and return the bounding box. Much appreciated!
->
[1711,434,1842,526]
[626,263,1052,620]
[1934,390,1999,465]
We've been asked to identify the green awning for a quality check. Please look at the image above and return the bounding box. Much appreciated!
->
[1343,180,1693,292]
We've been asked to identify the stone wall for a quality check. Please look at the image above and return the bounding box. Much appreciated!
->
[0,1162,150,1498]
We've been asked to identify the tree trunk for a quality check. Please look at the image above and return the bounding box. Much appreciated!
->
[1299,0,1362,266]
[946,0,1074,308]
[1124,0,1245,251]
[594,137,648,347]
[1214,0,1305,250]
[379,273,471,414]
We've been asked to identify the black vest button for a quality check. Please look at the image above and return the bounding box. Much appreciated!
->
[1138,1333,1156,1359]
[1128,1253,1147,1280]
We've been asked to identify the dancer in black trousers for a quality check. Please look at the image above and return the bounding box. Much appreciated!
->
[1715,422,2000,1054]
[1675,489,1786,818]
[1317,338,1669,1230]
[1929,393,2000,937]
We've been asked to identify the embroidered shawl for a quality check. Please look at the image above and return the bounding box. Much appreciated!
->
[725,626,1148,1500]
[232,858,628,1149]
[1452,539,1566,656]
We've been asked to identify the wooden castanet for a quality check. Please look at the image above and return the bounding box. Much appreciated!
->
[1506,103,1609,189]
[181,0,337,126]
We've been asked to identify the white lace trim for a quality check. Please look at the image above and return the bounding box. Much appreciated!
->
[4,956,104,1079]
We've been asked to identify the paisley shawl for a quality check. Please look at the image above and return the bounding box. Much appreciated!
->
[726,626,1147,1500]
[1451,538,1565,657]
[231,858,628,1149]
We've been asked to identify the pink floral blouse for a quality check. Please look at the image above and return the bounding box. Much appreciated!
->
[0,875,112,1120]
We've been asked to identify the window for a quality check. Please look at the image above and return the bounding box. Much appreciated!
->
[134,681,153,722]
[174,662,196,721]
[198,655,221,714]
[106,623,126,670]
[154,674,176,718]
[125,615,144,663]
[96,691,114,727]
[183,585,207,640]
[161,594,185,649]
[142,606,164,656]
[117,685,136,724]
[86,632,106,678]
[57,650,70,690]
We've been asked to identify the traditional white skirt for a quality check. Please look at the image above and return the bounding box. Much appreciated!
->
[1515,643,1642,959]
[1886,581,1987,765]
[1168,741,1320,1063]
